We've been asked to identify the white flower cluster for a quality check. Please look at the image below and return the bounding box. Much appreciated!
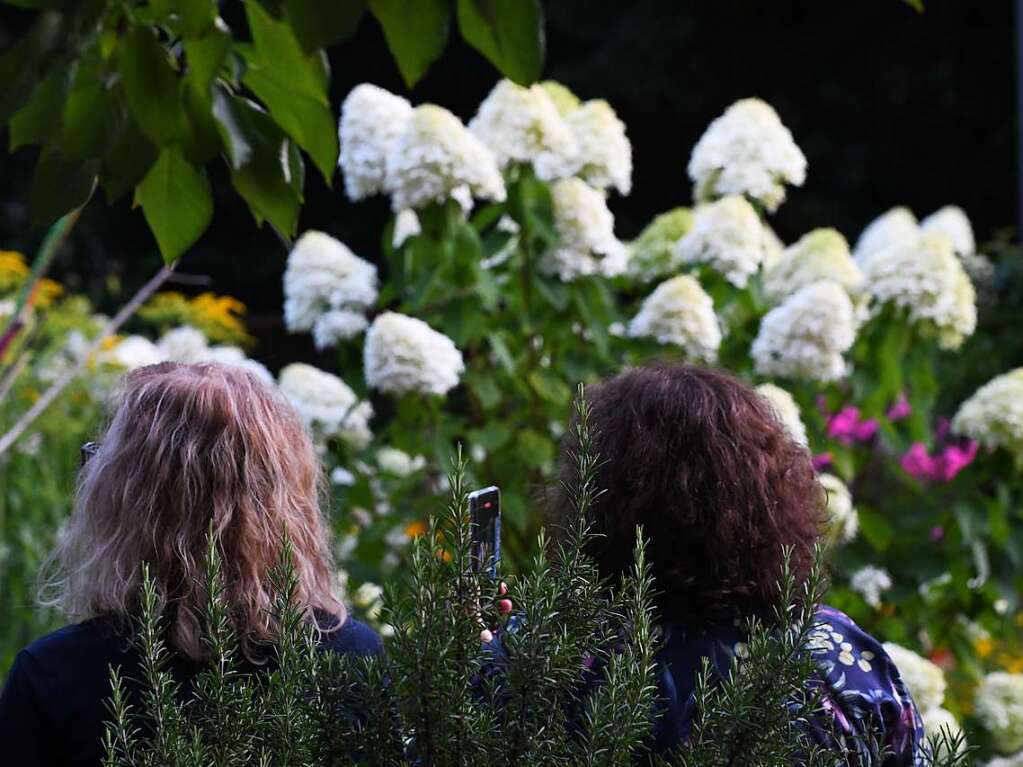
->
[819,473,858,546]
[762,228,863,305]
[675,196,767,288]
[975,672,1023,755]
[952,368,1023,462]
[283,231,379,350]
[541,177,627,281]
[755,382,807,447]
[863,231,976,349]
[386,104,506,212]
[853,206,919,265]
[106,326,272,384]
[376,446,426,476]
[921,707,965,759]
[627,275,722,363]
[566,99,632,196]
[364,312,464,396]
[277,363,373,448]
[850,565,891,608]
[338,84,413,200]
[626,207,694,282]
[988,752,1023,767]
[353,581,385,622]
[751,281,856,382]
[882,642,947,714]
[469,79,578,181]
[922,205,996,286]
[688,98,807,213]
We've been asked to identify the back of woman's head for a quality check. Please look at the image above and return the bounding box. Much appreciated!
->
[552,362,824,623]
[41,362,343,660]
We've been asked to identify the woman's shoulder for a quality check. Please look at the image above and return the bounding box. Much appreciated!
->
[17,616,127,669]
[320,614,384,657]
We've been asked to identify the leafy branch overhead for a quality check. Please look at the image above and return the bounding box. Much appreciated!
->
[0,0,546,264]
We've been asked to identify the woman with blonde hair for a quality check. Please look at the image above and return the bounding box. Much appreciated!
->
[0,362,380,766]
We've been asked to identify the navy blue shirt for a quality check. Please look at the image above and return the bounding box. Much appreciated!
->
[0,614,382,767]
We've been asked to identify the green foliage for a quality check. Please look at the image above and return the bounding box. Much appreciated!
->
[0,0,546,261]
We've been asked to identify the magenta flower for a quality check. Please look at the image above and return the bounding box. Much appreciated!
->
[930,526,944,542]
[827,405,879,445]
[887,393,912,422]
[901,442,937,480]
[813,453,833,471]
[934,441,979,482]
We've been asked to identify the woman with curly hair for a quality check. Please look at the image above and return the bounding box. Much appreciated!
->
[0,362,381,766]
[550,362,925,764]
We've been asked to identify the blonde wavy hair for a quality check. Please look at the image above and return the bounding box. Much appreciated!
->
[40,362,344,660]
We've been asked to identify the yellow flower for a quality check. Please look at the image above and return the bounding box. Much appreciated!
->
[976,637,995,659]
[404,520,428,538]
[32,278,64,308]
[140,291,253,346]
[0,251,29,292]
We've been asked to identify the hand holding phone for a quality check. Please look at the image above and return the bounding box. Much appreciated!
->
[468,486,501,578]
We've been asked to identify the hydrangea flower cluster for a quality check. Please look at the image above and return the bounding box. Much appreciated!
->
[952,368,1023,463]
[688,98,807,212]
[818,473,858,546]
[277,363,373,448]
[921,707,965,758]
[338,84,413,200]
[975,672,1023,755]
[469,79,579,181]
[541,177,627,281]
[853,206,919,265]
[882,642,947,713]
[862,231,977,349]
[751,281,856,382]
[988,752,1023,767]
[108,326,273,384]
[283,231,379,350]
[850,565,892,609]
[762,228,863,305]
[363,312,465,396]
[922,204,996,286]
[755,382,807,447]
[376,447,427,477]
[625,207,693,282]
[104,336,164,370]
[386,104,507,212]
[565,99,632,196]
[627,275,722,363]
[675,195,767,288]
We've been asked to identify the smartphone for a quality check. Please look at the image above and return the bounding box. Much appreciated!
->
[468,486,501,577]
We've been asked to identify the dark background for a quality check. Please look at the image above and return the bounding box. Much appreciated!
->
[0,0,1016,371]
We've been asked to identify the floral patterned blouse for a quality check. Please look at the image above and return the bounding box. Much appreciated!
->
[649,604,927,764]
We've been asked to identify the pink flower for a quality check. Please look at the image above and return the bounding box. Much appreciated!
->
[901,442,937,480]
[934,441,978,482]
[934,417,951,442]
[813,453,833,471]
[930,526,944,542]
[887,394,912,422]
[827,406,879,445]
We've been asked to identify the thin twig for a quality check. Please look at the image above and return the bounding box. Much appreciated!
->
[0,265,176,457]
[0,323,43,404]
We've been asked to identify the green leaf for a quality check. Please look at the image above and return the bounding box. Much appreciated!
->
[60,65,106,160]
[99,89,158,203]
[0,11,63,123]
[180,79,221,165]
[456,0,544,85]
[150,0,218,37]
[369,0,449,88]
[29,146,98,229]
[184,19,231,92]
[468,422,512,451]
[212,91,302,238]
[856,506,893,552]
[519,429,554,468]
[8,64,70,151]
[135,144,213,264]
[285,0,368,52]
[242,3,337,183]
[487,332,516,374]
[528,369,571,406]
[120,26,183,145]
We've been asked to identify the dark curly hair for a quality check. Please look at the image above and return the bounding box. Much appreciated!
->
[551,362,825,624]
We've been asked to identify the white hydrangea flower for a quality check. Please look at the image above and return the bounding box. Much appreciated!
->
[755,383,807,447]
[364,312,464,396]
[385,104,506,212]
[762,228,863,305]
[922,707,965,759]
[205,345,274,385]
[819,473,858,546]
[675,196,767,288]
[921,206,975,257]
[541,177,627,281]
[626,207,694,282]
[688,98,806,213]
[392,209,422,248]
[761,223,786,270]
[565,99,632,195]
[468,79,578,181]
[975,672,1023,755]
[540,80,580,116]
[863,232,977,349]
[104,335,164,370]
[157,326,208,363]
[277,363,373,448]
[339,84,413,200]
[953,368,1023,463]
[751,281,856,382]
[376,446,426,476]
[330,466,356,486]
[283,231,378,348]
[353,581,385,621]
[853,206,919,265]
[988,752,1023,767]
[882,642,946,713]
[627,275,721,363]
